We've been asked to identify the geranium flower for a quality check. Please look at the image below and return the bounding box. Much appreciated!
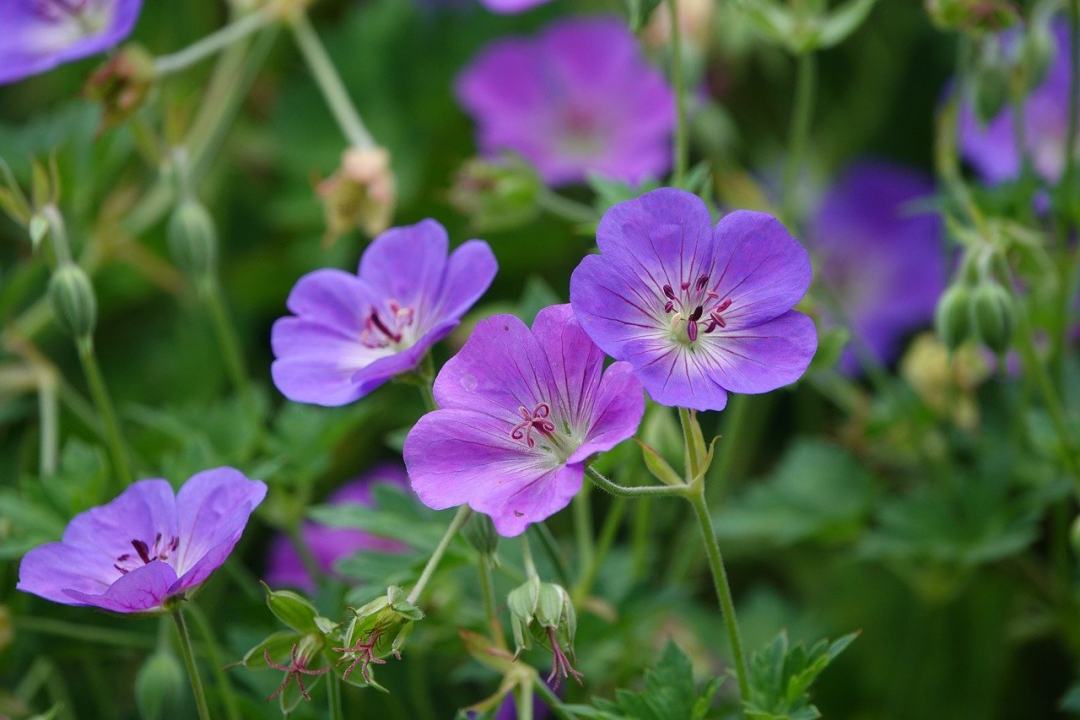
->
[271,219,497,406]
[569,188,816,412]
[809,161,946,373]
[404,304,644,536]
[17,468,266,613]
[455,17,675,186]
[265,465,408,593]
[482,0,550,12]
[1,0,143,85]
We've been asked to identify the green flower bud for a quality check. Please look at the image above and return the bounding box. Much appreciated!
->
[135,651,185,720]
[506,577,582,683]
[935,284,973,350]
[336,585,423,689]
[48,264,97,340]
[449,156,541,233]
[167,199,218,279]
[970,282,1015,353]
[462,513,500,560]
[264,583,322,635]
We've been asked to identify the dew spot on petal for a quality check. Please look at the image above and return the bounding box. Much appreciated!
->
[460,374,478,392]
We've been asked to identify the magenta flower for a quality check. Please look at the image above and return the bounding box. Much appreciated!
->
[271,219,497,406]
[482,0,550,12]
[404,304,644,536]
[265,465,408,593]
[569,188,816,412]
[17,468,266,613]
[810,162,946,373]
[1,0,142,85]
[455,17,675,186]
[959,21,1071,183]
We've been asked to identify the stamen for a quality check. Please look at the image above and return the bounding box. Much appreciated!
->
[662,284,676,300]
[509,402,556,448]
[131,539,152,565]
[368,311,403,343]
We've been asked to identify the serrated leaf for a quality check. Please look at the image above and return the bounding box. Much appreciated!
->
[745,630,856,720]
[592,642,722,720]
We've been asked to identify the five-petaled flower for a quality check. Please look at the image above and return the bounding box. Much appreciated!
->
[569,188,817,412]
[404,304,645,536]
[264,643,331,702]
[1,0,144,85]
[17,467,266,613]
[271,219,497,406]
[456,17,675,186]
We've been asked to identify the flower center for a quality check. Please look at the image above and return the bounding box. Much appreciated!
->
[114,533,179,575]
[510,402,556,448]
[360,299,414,350]
[661,276,733,343]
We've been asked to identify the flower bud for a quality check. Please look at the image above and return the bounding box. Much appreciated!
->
[463,513,500,559]
[336,585,423,689]
[970,282,1015,353]
[925,0,1018,33]
[167,199,218,279]
[48,264,97,340]
[84,45,156,131]
[934,284,973,350]
[264,583,322,635]
[449,156,541,232]
[317,146,396,244]
[507,577,582,684]
[135,651,185,720]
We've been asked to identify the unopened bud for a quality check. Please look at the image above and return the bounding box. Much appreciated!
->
[135,651,185,720]
[49,264,97,340]
[935,284,973,350]
[336,585,423,689]
[84,45,155,131]
[167,199,218,278]
[317,146,396,244]
[264,583,322,635]
[449,156,541,232]
[925,0,1018,33]
[970,282,1015,353]
[507,577,582,685]
[462,513,500,559]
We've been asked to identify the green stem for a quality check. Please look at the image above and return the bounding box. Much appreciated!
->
[153,5,279,76]
[521,531,538,580]
[171,607,213,720]
[678,407,702,481]
[517,679,535,720]
[288,524,325,585]
[77,338,133,486]
[198,278,253,407]
[782,51,817,227]
[572,497,627,604]
[407,506,471,604]
[686,488,749,702]
[585,466,690,498]
[536,187,598,225]
[711,393,749,494]
[186,602,242,720]
[667,0,688,184]
[478,553,505,648]
[327,668,344,720]
[290,13,374,149]
[37,371,58,476]
[533,678,576,720]
[531,523,573,589]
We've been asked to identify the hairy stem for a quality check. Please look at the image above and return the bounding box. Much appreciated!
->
[172,607,212,720]
[585,466,690,498]
[77,338,132,486]
[407,505,471,604]
[667,0,688,184]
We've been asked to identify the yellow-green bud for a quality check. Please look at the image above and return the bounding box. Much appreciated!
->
[134,651,185,720]
[48,264,97,339]
[935,284,973,350]
[264,584,321,635]
[167,199,218,278]
[970,282,1015,353]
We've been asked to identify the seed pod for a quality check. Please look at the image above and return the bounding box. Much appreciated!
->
[135,651,185,720]
[167,199,218,279]
[934,284,973,350]
[970,282,1015,353]
[48,264,97,340]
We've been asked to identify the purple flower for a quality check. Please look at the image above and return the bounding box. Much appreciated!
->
[265,465,409,593]
[1,0,142,85]
[17,468,266,613]
[455,17,675,186]
[959,21,1072,183]
[569,188,817,412]
[271,219,497,406]
[482,0,550,12]
[404,304,644,537]
[809,161,946,373]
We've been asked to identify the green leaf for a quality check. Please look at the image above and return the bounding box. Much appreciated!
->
[623,0,663,32]
[745,630,857,720]
[591,642,722,720]
[816,0,879,49]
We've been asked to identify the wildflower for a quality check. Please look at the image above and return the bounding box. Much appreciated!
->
[271,219,497,406]
[404,304,644,536]
[481,0,550,12]
[569,188,816,412]
[456,17,675,186]
[1,0,143,85]
[17,467,266,613]
[809,162,946,373]
[265,465,408,593]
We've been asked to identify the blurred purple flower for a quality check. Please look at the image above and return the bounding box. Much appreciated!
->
[271,219,497,406]
[404,305,644,536]
[959,21,1072,183]
[265,465,409,593]
[17,468,265,613]
[810,162,946,373]
[1,0,142,85]
[570,188,817,412]
[456,17,675,186]
[482,0,550,12]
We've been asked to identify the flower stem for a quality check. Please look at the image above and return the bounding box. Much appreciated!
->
[76,338,133,486]
[407,505,471,604]
[667,0,688,184]
[288,523,325,585]
[572,496,627,604]
[37,369,58,476]
[585,466,690,497]
[327,668,344,720]
[686,487,750,701]
[197,278,254,410]
[531,523,573,588]
[517,679,535,720]
[171,607,213,720]
[536,187,597,225]
[289,13,375,149]
[781,51,817,228]
[186,602,242,720]
[533,678,576,720]
[477,552,506,649]
[153,5,279,76]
